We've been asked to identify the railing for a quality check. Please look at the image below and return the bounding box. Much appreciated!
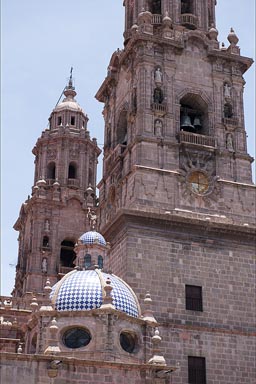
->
[181,14,198,29]
[222,117,238,126]
[67,178,80,187]
[151,102,167,115]
[152,14,162,25]
[46,179,55,186]
[179,131,217,148]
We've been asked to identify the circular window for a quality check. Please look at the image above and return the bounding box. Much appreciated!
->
[188,171,209,195]
[63,328,91,349]
[120,331,136,353]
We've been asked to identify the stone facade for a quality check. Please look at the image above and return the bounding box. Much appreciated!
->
[1,1,255,384]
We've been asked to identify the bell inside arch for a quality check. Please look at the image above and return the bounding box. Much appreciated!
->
[193,116,202,130]
[180,114,195,132]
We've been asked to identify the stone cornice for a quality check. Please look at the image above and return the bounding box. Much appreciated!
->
[101,208,256,242]
[0,352,177,372]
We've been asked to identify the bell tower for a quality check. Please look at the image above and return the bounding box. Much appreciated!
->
[13,73,101,297]
[96,2,255,383]
[97,0,254,229]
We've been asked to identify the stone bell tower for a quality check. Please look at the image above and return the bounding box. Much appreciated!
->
[13,73,101,297]
[96,1,255,382]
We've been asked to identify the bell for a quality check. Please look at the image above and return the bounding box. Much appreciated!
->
[193,116,202,130]
[180,115,195,132]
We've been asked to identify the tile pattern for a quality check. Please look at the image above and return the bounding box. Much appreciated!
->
[52,270,139,317]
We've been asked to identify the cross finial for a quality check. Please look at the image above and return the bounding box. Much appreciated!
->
[68,66,74,88]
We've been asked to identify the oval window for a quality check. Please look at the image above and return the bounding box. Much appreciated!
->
[120,331,136,353]
[63,328,91,349]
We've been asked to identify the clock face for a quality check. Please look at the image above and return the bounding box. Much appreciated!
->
[188,171,209,195]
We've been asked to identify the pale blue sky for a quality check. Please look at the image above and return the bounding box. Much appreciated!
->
[1,1,255,295]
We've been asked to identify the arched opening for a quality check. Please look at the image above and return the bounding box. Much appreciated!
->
[84,254,91,268]
[57,116,62,126]
[117,110,128,146]
[98,255,103,269]
[42,236,49,248]
[68,163,77,179]
[180,93,209,135]
[60,240,76,268]
[149,0,161,14]
[47,162,56,180]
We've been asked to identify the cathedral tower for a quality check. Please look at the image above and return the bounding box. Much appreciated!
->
[96,1,255,382]
[13,74,101,297]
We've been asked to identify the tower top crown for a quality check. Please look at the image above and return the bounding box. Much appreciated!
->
[123,0,217,42]
[63,66,77,100]
[48,68,89,130]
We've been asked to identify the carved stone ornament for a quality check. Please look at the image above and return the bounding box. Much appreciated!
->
[70,143,79,159]
[179,149,220,207]
[47,147,57,160]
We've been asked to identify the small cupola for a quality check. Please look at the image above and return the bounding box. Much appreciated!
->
[74,209,108,270]
[48,68,89,131]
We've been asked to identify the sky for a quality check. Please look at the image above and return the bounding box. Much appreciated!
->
[1,1,255,296]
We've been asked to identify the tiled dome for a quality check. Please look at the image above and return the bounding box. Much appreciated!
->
[79,231,106,247]
[50,270,140,318]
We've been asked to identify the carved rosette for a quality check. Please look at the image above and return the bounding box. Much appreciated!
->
[179,149,220,207]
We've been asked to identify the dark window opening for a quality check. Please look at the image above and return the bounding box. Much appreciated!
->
[42,236,49,248]
[153,87,164,104]
[57,116,62,125]
[186,285,203,311]
[120,332,136,353]
[188,356,206,384]
[117,110,128,146]
[224,103,233,118]
[98,255,103,269]
[71,116,75,125]
[68,163,77,179]
[47,162,56,179]
[63,328,91,349]
[181,0,193,14]
[84,254,91,268]
[88,168,93,185]
[180,94,208,135]
[149,0,161,14]
[60,240,76,268]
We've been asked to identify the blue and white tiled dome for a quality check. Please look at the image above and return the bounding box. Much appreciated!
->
[50,269,140,318]
[79,231,106,247]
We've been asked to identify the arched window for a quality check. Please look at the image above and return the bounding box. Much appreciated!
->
[68,163,77,179]
[60,240,76,268]
[42,236,49,248]
[98,255,103,269]
[57,116,62,126]
[47,162,56,179]
[117,110,128,146]
[180,93,208,135]
[84,254,91,268]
